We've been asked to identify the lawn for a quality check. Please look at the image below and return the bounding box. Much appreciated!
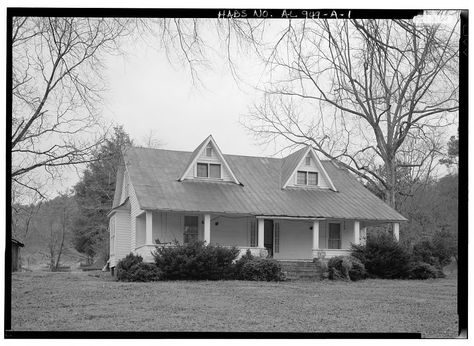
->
[10,271,458,337]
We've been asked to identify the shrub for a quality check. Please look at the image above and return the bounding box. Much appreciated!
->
[123,263,162,282]
[327,256,367,281]
[233,249,254,276]
[116,253,143,281]
[408,262,443,280]
[351,233,411,279]
[153,241,239,280]
[413,240,441,268]
[239,258,285,281]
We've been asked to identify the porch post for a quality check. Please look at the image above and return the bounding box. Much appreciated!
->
[353,221,360,245]
[312,220,320,250]
[204,214,211,244]
[146,211,153,244]
[257,218,264,248]
[393,222,400,241]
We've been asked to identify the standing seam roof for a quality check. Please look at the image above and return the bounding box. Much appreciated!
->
[124,147,407,222]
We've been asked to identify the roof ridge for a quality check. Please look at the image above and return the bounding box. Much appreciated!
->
[128,145,332,162]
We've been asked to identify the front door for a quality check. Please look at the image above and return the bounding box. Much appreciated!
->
[264,219,274,258]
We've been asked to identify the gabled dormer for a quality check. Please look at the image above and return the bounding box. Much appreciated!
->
[178,135,241,184]
[281,146,337,191]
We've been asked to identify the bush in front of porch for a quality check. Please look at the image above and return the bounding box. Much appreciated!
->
[327,256,367,281]
[153,241,239,280]
[350,233,446,280]
[116,253,162,282]
[116,244,286,282]
[235,249,285,282]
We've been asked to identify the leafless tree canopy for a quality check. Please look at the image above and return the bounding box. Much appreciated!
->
[10,17,263,201]
[11,17,144,200]
[243,15,459,207]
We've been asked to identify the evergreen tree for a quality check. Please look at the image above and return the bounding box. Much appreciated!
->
[72,126,132,263]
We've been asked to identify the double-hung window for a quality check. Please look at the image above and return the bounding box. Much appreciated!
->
[328,223,341,249]
[297,171,318,186]
[184,216,199,244]
[197,162,221,179]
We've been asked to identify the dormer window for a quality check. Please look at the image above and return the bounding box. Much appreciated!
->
[305,155,311,166]
[206,143,213,157]
[297,171,318,186]
[197,162,221,179]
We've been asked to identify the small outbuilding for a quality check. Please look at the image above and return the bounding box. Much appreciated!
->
[11,238,24,272]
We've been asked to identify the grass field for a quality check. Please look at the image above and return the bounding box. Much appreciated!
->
[9,271,458,337]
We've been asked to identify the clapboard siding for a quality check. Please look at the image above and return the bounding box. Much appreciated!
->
[114,211,131,264]
[110,210,131,267]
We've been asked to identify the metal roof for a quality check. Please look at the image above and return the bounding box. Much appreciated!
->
[123,146,407,222]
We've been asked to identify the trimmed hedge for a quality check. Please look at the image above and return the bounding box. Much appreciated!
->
[153,241,240,280]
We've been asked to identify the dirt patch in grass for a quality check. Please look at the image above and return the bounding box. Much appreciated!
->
[9,271,458,336]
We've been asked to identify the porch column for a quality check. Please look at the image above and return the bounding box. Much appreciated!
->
[204,214,211,244]
[257,218,264,248]
[146,211,153,244]
[353,221,360,245]
[312,220,320,250]
[393,222,400,241]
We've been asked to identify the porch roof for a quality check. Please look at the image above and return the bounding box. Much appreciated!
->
[122,147,407,222]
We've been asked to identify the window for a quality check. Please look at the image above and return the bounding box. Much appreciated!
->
[297,171,318,186]
[297,171,307,185]
[305,155,311,166]
[197,162,221,179]
[206,143,213,157]
[308,172,318,185]
[250,221,257,247]
[274,223,280,253]
[197,163,208,177]
[328,223,341,249]
[184,216,199,244]
[210,164,221,178]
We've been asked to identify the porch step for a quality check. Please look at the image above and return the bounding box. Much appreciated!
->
[278,261,324,281]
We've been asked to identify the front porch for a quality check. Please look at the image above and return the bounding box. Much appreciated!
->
[132,210,399,263]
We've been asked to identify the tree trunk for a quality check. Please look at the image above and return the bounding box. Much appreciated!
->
[54,208,67,271]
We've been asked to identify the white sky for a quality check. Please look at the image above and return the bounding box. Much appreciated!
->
[101,32,275,157]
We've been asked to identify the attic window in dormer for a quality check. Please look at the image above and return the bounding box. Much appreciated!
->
[206,143,213,157]
[197,162,221,179]
[305,155,311,166]
[297,171,318,186]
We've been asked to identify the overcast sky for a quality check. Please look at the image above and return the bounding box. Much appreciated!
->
[102,31,277,157]
[54,22,286,194]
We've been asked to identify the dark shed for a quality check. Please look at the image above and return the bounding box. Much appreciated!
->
[11,238,24,272]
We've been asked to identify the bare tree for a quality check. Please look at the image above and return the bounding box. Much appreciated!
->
[243,15,459,208]
[140,129,162,149]
[41,194,76,271]
[11,17,142,200]
[11,17,263,201]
